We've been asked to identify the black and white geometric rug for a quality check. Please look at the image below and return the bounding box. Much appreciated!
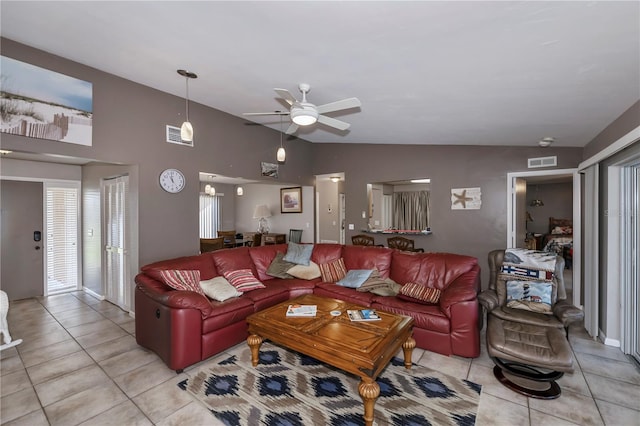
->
[178,342,481,426]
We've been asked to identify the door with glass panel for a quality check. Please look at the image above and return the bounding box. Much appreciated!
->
[102,175,130,311]
[45,182,81,295]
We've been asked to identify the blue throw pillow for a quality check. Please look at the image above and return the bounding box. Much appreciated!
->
[506,280,553,314]
[283,242,314,266]
[337,270,374,288]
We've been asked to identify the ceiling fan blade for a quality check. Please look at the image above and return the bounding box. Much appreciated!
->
[285,123,299,135]
[243,111,290,116]
[317,115,351,131]
[316,97,361,114]
[274,88,298,106]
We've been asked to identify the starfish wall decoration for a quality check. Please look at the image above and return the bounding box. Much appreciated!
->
[451,187,481,210]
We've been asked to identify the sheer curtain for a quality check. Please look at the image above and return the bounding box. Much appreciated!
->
[199,195,221,238]
[392,191,430,230]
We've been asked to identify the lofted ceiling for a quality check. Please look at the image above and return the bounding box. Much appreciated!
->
[1,1,638,148]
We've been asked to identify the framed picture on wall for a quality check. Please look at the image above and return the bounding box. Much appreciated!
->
[281,187,302,213]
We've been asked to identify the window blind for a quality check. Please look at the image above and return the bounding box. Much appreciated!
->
[46,186,79,293]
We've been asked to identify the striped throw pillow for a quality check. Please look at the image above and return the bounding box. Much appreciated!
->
[158,270,206,297]
[398,282,442,305]
[223,269,266,292]
[319,258,347,282]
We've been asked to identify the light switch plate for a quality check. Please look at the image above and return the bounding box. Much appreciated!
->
[348,224,354,230]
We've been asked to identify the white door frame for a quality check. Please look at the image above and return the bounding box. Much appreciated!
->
[506,168,581,309]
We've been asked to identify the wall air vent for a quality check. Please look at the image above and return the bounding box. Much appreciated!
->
[166,125,194,147]
[528,156,557,168]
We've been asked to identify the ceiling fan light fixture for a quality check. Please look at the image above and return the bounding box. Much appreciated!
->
[177,69,197,142]
[291,105,318,126]
[530,199,544,207]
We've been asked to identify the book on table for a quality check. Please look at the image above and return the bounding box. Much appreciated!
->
[286,304,317,317]
[347,309,381,321]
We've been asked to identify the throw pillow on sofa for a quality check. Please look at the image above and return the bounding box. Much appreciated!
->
[159,270,206,297]
[223,269,266,292]
[336,270,374,288]
[266,252,296,279]
[319,258,347,282]
[287,261,321,280]
[200,277,242,302]
[283,242,314,265]
[398,282,442,305]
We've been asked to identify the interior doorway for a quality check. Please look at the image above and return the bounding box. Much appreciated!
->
[102,175,131,311]
[507,168,580,309]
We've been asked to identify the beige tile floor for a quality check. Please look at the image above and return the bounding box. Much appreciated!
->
[1,291,639,425]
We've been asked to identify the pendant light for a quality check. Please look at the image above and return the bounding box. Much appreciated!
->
[177,69,197,142]
[276,115,286,162]
[530,185,544,207]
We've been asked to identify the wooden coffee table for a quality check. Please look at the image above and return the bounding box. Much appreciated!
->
[246,294,415,426]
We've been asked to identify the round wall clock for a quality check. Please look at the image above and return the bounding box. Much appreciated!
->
[159,168,185,193]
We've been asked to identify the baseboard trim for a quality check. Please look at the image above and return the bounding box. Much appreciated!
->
[83,287,104,301]
[598,328,621,347]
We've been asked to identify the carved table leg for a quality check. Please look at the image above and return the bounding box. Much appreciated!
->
[247,334,263,367]
[358,378,380,426]
[402,334,416,369]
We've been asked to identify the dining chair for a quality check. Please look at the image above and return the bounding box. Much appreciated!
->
[217,230,237,249]
[289,229,303,243]
[387,236,424,252]
[200,237,225,253]
[351,234,384,247]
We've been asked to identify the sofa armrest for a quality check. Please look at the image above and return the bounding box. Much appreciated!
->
[135,275,213,318]
[439,266,480,318]
[478,289,499,312]
[553,299,584,327]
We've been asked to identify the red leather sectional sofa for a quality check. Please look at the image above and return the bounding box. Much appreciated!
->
[134,243,481,372]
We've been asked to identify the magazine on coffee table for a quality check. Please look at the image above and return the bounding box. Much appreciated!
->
[347,309,381,322]
[286,304,317,317]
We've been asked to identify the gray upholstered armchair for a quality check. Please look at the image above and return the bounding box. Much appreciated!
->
[479,249,584,399]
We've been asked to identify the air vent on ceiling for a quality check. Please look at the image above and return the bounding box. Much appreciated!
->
[166,125,194,147]
[528,156,557,168]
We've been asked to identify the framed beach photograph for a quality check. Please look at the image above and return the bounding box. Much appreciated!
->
[280,187,302,213]
[0,55,93,146]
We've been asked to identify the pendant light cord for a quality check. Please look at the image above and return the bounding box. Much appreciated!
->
[185,77,190,122]
[279,115,283,148]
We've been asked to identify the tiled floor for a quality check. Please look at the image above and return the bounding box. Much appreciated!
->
[1,291,639,425]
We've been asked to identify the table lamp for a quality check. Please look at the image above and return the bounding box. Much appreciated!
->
[253,204,271,234]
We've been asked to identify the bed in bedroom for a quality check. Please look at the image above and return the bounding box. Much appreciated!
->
[542,217,573,269]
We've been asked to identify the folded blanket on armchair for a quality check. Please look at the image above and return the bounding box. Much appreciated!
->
[500,248,556,281]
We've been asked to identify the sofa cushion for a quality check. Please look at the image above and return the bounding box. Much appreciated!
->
[202,297,256,334]
[158,270,206,297]
[314,282,377,306]
[418,253,478,291]
[389,251,423,284]
[287,261,321,280]
[240,285,290,311]
[283,242,314,265]
[319,258,347,283]
[371,297,450,334]
[143,254,218,281]
[211,247,257,277]
[336,269,374,288]
[311,243,343,265]
[342,245,393,278]
[223,269,266,292]
[200,277,242,302]
[265,252,296,280]
[398,282,442,305]
[250,244,289,281]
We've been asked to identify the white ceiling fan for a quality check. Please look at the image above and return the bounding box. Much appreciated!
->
[243,83,361,135]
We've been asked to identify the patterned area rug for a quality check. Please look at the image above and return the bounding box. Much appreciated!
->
[178,342,481,426]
